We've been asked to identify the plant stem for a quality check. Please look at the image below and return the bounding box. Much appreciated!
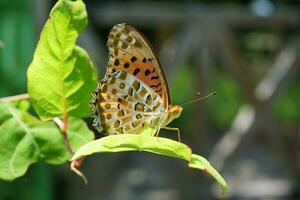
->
[70,157,88,184]
[0,93,30,103]
[53,117,74,155]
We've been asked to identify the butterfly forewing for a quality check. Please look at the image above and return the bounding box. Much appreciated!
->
[106,23,170,109]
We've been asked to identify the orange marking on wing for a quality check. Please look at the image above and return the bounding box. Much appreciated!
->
[111,55,162,96]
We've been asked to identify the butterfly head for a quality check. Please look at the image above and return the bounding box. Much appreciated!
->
[168,104,183,120]
[160,104,183,128]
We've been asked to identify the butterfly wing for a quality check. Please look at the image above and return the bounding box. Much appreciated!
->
[106,23,170,110]
[91,71,163,135]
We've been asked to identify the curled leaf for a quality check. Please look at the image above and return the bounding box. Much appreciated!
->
[71,132,228,194]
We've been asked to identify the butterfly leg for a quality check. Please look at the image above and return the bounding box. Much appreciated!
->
[162,127,181,142]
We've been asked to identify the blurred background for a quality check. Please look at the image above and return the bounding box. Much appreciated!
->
[0,0,300,199]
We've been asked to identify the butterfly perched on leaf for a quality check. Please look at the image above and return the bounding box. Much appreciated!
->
[91,23,183,138]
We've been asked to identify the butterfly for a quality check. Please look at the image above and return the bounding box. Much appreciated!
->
[90,23,183,140]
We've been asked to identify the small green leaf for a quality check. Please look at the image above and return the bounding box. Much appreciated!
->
[27,0,97,120]
[0,103,94,181]
[71,132,228,194]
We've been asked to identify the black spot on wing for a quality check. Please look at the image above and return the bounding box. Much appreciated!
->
[124,63,130,68]
[150,83,161,88]
[151,76,159,80]
[114,59,120,66]
[133,68,140,75]
[155,88,162,93]
[145,69,151,76]
[130,56,137,62]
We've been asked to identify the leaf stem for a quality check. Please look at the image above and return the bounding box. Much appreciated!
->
[53,116,74,155]
[70,157,87,184]
[0,93,30,103]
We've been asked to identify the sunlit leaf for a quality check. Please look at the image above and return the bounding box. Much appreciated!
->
[71,132,228,194]
[27,0,97,121]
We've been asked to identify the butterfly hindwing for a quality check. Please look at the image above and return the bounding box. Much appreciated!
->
[91,71,163,135]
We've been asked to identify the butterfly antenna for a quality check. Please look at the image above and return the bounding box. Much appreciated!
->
[180,92,216,106]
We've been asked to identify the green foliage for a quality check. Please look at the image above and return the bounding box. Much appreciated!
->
[27,0,96,121]
[169,66,195,104]
[208,71,243,128]
[0,0,96,181]
[0,0,35,96]
[272,80,300,122]
[71,132,228,194]
[0,102,94,181]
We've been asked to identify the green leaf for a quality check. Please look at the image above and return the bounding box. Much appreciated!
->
[0,103,94,181]
[27,0,97,121]
[0,100,32,124]
[71,132,228,194]
[72,132,192,160]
